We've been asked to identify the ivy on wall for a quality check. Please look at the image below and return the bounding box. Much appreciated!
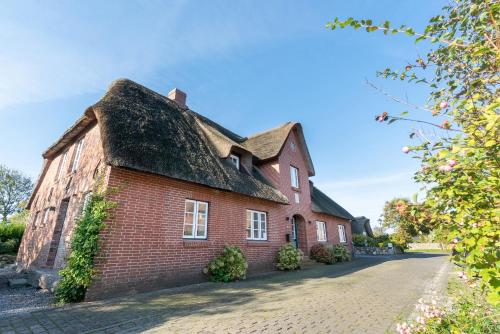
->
[55,190,116,303]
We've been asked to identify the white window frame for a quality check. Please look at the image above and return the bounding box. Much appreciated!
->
[316,221,327,242]
[246,209,267,241]
[183,199,208,239]
[290,165,299,188]
[56,151,68,180]
[71,138,85,172]
[229,154,240,169]
[41,208,50,227]
[338,225,347,243]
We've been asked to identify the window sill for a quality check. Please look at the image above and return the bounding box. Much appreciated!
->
[291,187,301,192]
[183,239,212,248]
[246,240,270,247]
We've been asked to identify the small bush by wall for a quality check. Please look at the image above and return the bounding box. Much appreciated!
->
[203,245,248,282]
[331,244,351,262]
[310,243,335,264]
[0,223,25,254]
[276,243,303,270]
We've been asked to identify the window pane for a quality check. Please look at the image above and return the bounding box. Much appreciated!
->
[185,201,195,213]
[197,213,206,227]
[253,227,259,239]
[185,212,194,224]
[198,202,207,214]
[184,224,193,237]
[196,223,206,237]
[261,229,266,239]
[260,213,266,223]
[253,212,259,222]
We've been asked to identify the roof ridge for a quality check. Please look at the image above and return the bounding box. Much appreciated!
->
[245,122,295,140]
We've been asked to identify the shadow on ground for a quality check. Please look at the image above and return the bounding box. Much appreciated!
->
[2,253,449,334]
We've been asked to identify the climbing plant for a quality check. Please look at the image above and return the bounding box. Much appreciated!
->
[327,0,499,304]
[55,190,116,303]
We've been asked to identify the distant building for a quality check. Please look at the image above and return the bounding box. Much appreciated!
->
[352,216,374,237]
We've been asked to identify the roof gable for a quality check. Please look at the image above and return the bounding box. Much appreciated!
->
[242,122,315,176]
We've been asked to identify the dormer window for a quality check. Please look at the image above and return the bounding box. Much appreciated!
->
[229,154,240,170]
[290,166,299,189]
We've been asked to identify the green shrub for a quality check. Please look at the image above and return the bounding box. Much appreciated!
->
[331,244,351,262]
[55,192,115,303]
[0,239,19,254]
[0,223,25,254]
[276,243,303,270]
[310,243,335,264]
[352,234,367,247]
[203,245,247,282]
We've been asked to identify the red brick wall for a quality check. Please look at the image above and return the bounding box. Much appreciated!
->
[17,123,106,269]
[258,128,353,254]
[86,166,286,300]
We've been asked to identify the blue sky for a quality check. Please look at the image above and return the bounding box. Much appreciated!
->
[0,1,446,225]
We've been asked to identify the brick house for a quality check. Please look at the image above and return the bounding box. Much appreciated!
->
[17,79,355,300]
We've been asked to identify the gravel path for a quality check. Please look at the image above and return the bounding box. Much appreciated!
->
[0,267,54,319]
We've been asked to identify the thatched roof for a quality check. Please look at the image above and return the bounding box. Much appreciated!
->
[75,79,287,204]
[352,216,374,237]
[311,183,354,220]
[35,79,354,212]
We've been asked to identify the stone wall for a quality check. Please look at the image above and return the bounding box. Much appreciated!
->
[354,246,402,256]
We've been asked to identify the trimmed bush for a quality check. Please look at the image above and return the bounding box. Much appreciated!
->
[276,243,303,270]
[331,244,351,262]
[310,243,335,264]
[204,245,247,282]
[0,223,25,254]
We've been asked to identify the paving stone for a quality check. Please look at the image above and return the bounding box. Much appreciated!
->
[1,255,449,334]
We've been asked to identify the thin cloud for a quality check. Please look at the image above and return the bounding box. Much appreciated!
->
[318,171,414,190]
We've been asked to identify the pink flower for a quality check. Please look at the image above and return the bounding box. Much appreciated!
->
[439,165,452,172]
[448,159,457,167]
[440,101,449,109]
[402,146,410,154]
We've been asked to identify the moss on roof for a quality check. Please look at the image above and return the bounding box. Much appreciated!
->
[311,184,354,220]
[89,79,288,204]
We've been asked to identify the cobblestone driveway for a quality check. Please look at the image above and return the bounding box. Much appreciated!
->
[0,254,449,334]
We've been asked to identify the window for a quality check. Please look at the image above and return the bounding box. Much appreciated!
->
[40,208,50,227]
[229,154,240,169]
[290,141,296,151]
[32,211,40,228]
[294,193,300,204]
[55,151,68,180]
[316,221,327,242]
[183,200,208,239]
[290,166,299,188]
[246,210,267,240]
[71,138,85,172]
[338,225,347,243]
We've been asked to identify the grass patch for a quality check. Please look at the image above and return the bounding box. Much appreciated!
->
[405,249,450,254]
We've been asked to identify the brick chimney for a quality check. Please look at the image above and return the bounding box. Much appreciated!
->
[167,88,187,107]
